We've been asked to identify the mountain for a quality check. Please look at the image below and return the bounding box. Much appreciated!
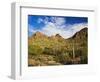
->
[55,34,63,38]
[28,27,88,66]
[48,34,64,41]
[66,28,88,43]
[28,31,48,45]
[32,31,47,38]
[71,28,88,40]
[29,27,87,41]
[29,28,87,45]
[29,27,88,48]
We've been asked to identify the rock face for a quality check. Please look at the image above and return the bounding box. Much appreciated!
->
[28,27,88,66]
[55,34,63,38]
[32,31,47,38]
[71,28,88,40]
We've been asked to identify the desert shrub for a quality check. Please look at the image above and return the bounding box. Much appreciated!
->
[66,50,73,58]
[75,50,82,57]
[80,42,87,47]
[43,47,54,55]
[28,45,34,55]
[55,52,71,64]
[43,47,62,56]
[28,45,43,55]
[80,48,88,64]
[80,55,88,64]
[66,50,82,58]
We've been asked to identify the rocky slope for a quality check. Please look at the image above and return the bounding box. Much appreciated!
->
[28,27,88,66]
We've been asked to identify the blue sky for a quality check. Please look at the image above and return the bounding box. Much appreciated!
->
[28,15,88,38]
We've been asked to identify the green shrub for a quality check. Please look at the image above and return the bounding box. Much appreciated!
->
[75,50,82,57]
[43,47,62,56]
[43,47,53,55]
[80,56,88,64]
[28,45,43,55]
[55,52,71,64]
[80,48,88,64]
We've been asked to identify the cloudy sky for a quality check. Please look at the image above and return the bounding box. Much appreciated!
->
[28,15,88,39]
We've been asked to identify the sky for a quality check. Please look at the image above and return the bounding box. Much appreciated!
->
[28,15,88,39]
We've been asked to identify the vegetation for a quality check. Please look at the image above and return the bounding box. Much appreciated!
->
[28,45,43,55]
[28,28,88,66]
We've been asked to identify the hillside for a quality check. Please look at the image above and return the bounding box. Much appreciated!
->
[28,28,88,66]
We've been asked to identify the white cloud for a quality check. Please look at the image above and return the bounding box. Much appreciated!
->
[55,17,66,26]
[70,23,87,35]
[29,17,87,39]
[44,17,49,24]
[50,17,66,27]
[28,27,36,33]
[41,22,58,36]
[28,24,37,34]
[39,22,87,39]
[37,18,44,24]
[37,17,49,24]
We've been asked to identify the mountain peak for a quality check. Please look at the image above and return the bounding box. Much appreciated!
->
[71,27,88,40]
[55,34,62,38]
[31,31,47,39]
[33,31,45,37]
[34,31,43,36]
